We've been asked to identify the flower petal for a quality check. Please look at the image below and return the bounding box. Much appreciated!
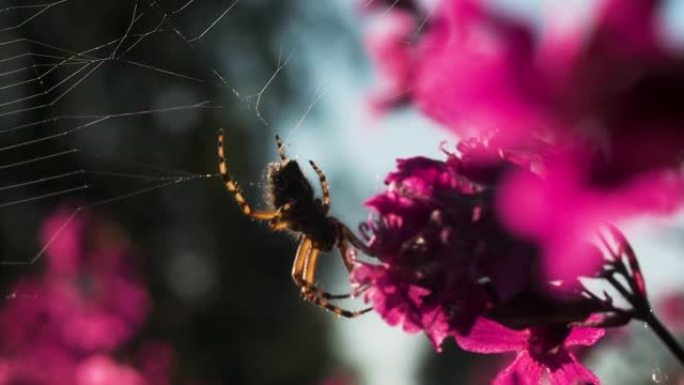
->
[549,352,600,385]
[494,351,544,385]
[565,325,604,347]
[455,317,528,353]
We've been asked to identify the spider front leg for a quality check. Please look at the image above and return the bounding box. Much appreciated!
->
[275,134,287,161]
[335,239,356,273]
[308,160,330,213]
[331,219,373,265]
[267,203,295,231]
[218,129,279,220]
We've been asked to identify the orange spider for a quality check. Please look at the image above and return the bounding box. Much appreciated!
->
[217,129,371,317]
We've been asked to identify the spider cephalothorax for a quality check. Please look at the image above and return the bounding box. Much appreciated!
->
[264,161,336,250]
[217,129,370,317]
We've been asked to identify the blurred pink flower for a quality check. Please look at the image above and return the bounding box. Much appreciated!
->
[76,356,145,385]
[497,151,684,281]
[361,0,684,291]
[456,317,603,385]
[657,294,684,333]
[365,9,417,114]
[37,208,150,352]
[413,0,543,141]
[365,0,684,182]
[0,206,179,385]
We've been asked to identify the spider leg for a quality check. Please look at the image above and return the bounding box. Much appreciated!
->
[268,203,294,231]
[302,291,372,318]
[336,239,356,273]
[308,160,330,213]
[275,134,287,161]
[292,237,312,286]
[269,221,290,231]
[303,245,320,285]
[291,238,370,316]
[304,247,356,299]
[332,219,373,257]
[297,242,372,318]
[218,129,278,220]
[291,238,347,298]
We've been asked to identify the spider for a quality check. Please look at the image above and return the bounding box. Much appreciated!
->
[217,129,371,318]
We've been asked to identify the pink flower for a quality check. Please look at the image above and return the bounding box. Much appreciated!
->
[413,0,543,141]
[357,2,684,379]
[36,208,150,352]
[365,9,417,114]
[363,0,684,182]
[456,317,604,385]
[352,140,601,349]
[75,356,145,385]
[0,206,179,385]
[497,150,684,282]
[548,0,684,185]
[361,0,684,286]
[351,154,492,349]
[657,294,684,333]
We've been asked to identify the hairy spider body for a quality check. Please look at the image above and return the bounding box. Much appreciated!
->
[265,161,337,250]
[217,129,370,318]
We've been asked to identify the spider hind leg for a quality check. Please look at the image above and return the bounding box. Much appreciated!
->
[292,237,372,318]
[302,291,372,318]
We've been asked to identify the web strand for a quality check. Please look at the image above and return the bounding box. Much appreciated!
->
[0,0,254,265]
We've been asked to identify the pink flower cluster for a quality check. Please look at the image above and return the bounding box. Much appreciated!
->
[0,207,176,385]
[352,143,605,384]
[356,0,684,383]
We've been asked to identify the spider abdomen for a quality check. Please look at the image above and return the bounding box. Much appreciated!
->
[266,161,315,208]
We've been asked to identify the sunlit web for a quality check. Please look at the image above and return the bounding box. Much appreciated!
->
[0,0,296,264]
[0,0,441,266]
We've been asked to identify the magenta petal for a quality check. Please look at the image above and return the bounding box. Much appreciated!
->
[75,356,146,385]
[365,9,416,113]
[355,264,424,333]
[596,0,661,55]
[549,353,600,385]
[41,207,85,276]
[407,284,431,305]
[455,317,527,353]
[420,306,451,351]
[494,351,544,385]
[498,156,684,286]
[414,0,541,138]
[565,325,605,347]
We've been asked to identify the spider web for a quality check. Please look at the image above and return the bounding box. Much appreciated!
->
[0,3,409,384]
[0,0,303,265]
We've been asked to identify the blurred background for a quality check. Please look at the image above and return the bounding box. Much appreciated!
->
[0,0,682,384]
